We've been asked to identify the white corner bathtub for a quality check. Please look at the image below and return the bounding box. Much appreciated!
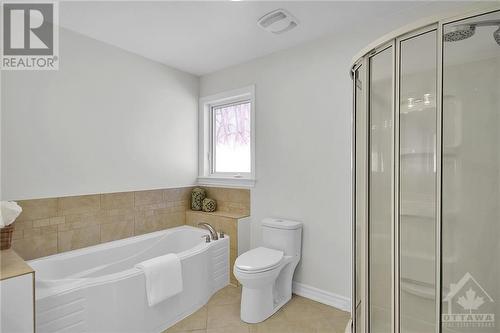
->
[28,225,229,333]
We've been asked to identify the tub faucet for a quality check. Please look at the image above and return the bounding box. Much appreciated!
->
[198,223,219,240]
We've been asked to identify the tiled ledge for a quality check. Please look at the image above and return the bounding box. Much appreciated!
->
[185,209,250,286]
[0,249,34,281]
[185,209,249,219]
[200,187,250,217]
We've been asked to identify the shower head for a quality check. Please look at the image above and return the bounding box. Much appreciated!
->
[444,20,500,46]
[444,24,476,42]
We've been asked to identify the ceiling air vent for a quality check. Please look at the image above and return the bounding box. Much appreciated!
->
[257,9,299,34]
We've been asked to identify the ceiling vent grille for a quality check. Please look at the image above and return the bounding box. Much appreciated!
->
[257,9,299,34]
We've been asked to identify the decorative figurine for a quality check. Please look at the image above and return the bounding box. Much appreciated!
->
[202,198,217,212]
[191,187,206,211]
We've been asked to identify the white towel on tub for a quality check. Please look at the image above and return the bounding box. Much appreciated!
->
[135,253,183,307]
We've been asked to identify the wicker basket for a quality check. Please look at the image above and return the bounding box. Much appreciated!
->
[0,225,14,250]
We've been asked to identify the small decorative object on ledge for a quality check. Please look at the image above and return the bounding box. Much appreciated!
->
[0,201,22,250]
[0,226,14,250]
[191,187,206,211]
[202,198,217,212]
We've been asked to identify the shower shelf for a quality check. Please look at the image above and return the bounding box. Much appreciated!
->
[400,105,436,115]
[400,148,459,157]
[400,211,457,220]
[400,280,435,299]
[400,200,457,219]
[402,252,457,263]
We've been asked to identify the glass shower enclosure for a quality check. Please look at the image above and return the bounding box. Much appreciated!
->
[351,6,499,333]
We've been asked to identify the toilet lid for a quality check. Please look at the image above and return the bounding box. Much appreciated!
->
[235,247,284,272]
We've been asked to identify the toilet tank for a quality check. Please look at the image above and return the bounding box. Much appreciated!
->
[261,218,302,257]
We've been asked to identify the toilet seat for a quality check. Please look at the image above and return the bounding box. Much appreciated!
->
[234,247,284,273]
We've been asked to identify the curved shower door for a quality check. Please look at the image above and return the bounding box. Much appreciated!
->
[352,44,395,333]
[441,10,500,333]
[353,61,367,333]
[351,7,500,333]
[398,28,438,333]
[368,45,394,333]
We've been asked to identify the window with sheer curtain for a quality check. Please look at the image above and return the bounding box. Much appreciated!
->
[198,86,255,187]
[211,101,251,174]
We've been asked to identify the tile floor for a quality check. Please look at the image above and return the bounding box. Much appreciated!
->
[164,285,350,333]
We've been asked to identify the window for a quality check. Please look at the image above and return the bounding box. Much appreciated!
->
[198,86,255,187]
[212,101,251,173]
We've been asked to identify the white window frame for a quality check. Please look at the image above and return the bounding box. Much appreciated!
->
[198,85,255,187]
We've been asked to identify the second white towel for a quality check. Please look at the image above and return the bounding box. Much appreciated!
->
[136,253,183,307]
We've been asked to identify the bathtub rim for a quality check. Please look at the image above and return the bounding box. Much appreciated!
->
[29,225,210,265]
[29,225,229,299]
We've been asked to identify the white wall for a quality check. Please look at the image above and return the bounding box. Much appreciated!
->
[1,28,199,200]
[200,35,359,300]
[0,70,2,200]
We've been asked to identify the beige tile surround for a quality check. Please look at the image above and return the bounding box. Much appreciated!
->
[10,187,250,261]
[202,187,250,217]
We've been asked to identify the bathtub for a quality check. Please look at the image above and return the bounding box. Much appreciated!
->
[28,225,229,333]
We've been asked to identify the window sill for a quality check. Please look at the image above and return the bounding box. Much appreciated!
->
[197,176,255,188]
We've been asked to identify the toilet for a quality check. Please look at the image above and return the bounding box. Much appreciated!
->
[233,218,302,323]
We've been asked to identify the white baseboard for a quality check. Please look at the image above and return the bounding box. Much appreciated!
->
[292,281,351,312]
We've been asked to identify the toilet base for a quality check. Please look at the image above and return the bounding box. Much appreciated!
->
[240,286,291,323]
[236,258,298,324]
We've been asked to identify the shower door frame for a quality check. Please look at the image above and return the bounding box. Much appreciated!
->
[350,4,500,333]
[352,39,397,333]
[395,23,440,333]
[351,54,370,333]
[351,58,363,333]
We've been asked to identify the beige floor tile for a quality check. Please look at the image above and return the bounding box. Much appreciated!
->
[308,311,350,333]
[296,297,349,318]
[169,285,350,333]
[249,320,316,333]
[207,326,250,333]
[241,305,288,325]
[282,294,346,322]
[166,306,207,332]
[207,303,249,329]
[208,286,241,307]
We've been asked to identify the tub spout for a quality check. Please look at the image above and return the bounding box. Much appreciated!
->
[197,223,219,240]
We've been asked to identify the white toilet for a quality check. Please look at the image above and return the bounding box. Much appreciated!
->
[233,218,302,323]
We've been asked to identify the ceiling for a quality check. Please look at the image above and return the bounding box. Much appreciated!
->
[59,1,479,76]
